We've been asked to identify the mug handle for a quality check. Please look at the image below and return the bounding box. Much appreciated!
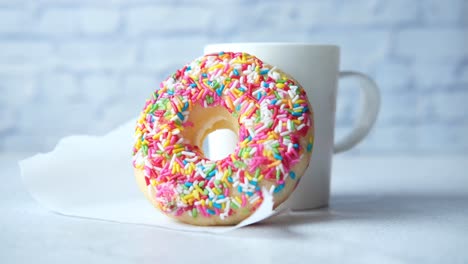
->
[334,71,381,153]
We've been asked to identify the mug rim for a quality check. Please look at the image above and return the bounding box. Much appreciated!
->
[205,42,340,50]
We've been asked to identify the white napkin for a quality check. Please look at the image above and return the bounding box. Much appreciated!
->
[19,120,277,233]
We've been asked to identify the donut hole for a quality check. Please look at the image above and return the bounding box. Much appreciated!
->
[180,105,239,161]
[202,129,238,161]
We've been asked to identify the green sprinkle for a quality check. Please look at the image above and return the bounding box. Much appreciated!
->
[142,144,148,156]
[192,208,198,218]
[255,168,260,178]
[198,181,205,187]
[231,202,239,209]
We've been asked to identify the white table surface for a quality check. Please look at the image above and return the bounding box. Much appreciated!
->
[1,153,467,264]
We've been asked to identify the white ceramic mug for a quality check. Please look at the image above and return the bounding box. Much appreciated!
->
[204,43,380,210]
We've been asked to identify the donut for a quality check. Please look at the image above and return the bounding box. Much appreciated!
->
[132,52,314,226]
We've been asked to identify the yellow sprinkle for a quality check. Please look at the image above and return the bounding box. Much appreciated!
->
[150,179,157,186]
[200,199,205,207]
[235,197,242,204]
[258,175,264,181]
[213,188,221,195]
[195,185,203,194]
[209,201,213,208]
[276,83,285,89]
[193,190,200,200]
[245,172,252,181]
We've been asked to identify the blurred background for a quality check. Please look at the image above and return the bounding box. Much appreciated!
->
[0,0,467,155]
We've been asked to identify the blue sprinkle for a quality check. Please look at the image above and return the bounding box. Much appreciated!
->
[213,203,222,209]
[293,103,300,107]
[236,105,241,111]
[219,51,225,55]
[246,192,254,197]
[274,154,283,160]
[207,209,216,215]
[177,112,184,121]
[183,160,188,165]
[202,73,208,78]
[239,87,246,92]
[184,182,192,187]
[293,144,299,149]
[186,66,191,71]
[263,82,269,87]
[182,102,189,111]
[237,186,242,193]
[250,180,257,186]
[274,184,285,193]
[216,85,225,96]
[257,93,262,100]
[303,106,309,113]
[218,195,225,199]
[208,170,216,177]
[292,112,302,117]
[233,69,239,76]
[289,171,296,180]
[271,99,277,105]
[190,83,197,88]
[260,69,269,75]
[255,186,261,191]
[247,135,252,141]
[216,84,225,96]
[167,90,174,95]
[227,176,233,183]
[307,143,313,152]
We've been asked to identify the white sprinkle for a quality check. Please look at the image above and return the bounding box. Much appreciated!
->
[269,185,276,194]
[169,154,176,169]
[216,198,228,204]
[249,147,257,155]
[249,194,260,204]
[297,124,305,131]
[186,156,198,162]
[231,79,239,89]
[181,151,196,156]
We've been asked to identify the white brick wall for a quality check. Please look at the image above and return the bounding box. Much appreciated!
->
[0,0,467,155]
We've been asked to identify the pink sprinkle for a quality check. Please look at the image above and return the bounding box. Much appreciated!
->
[241,194,247,207]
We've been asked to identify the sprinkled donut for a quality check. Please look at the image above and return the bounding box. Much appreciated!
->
[132,52,314,226]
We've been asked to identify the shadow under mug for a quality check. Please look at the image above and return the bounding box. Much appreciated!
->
[203,43,380,210]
